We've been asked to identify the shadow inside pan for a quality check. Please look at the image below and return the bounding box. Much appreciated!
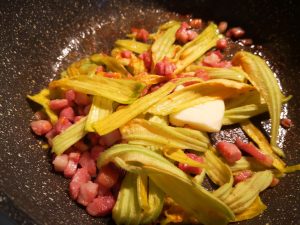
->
[0,0,299,224]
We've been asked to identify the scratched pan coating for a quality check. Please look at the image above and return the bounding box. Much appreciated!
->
[0,0,299,224]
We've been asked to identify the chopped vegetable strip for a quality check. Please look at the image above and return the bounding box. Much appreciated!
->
[284,164,300,173]
[151,23,181,64]
[230,157,267,173]
[163,148,207,169]
[224,170,272,214]
[140,178,165,224]
[158,20,181,32]
[98,144,235,225]
[85,96,113,132]
[115,39,150,54]
[192,169,206,185]
[27,89,58,124]
[133,74,166,86]
[52,117,87,155]
[240,120,286,169]
[204,151,232,186]
[126,54,147,75]
[224,90,265,110]
[147,114,169,125]
[222,104,268,125]
[205,151,234,201]
[148,79,254,116]
[112,172,142,225]
[234,197,267,222]
[232,51,283,148]
[94,82,175,135]
[63,58,94,78]
[90,53,129,76]
[137,174,149,211]
[185,65,247,82]
[49,75,145,104]
[121,119,209,152]
[174,23,220,74]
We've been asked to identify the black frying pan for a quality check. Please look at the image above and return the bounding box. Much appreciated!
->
[0,0,299,224]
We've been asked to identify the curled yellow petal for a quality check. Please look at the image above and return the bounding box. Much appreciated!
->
[224,170,272,214]
[151,23,181,64]
[137,174,149,211]
[235,197,267,222]
[121,118,209,152]
[133,73,166,86]
[94,82,175,135]
[232,51,283,149]
[49,75,145,104]
[185,65,247,82]
[90,53,129,76]
[284,164,300,173]
[240,120,286,170]
[163,148,206,169]
[148,79,254,116]
[27,89,58,124]
[174,23,220,74]
[115,39,150,54]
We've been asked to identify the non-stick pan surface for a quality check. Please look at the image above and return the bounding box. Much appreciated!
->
[0,0,299,224]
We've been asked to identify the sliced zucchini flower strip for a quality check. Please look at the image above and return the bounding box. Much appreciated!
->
[234,196,267,222]
[90,53,129,76]
[112,172,142,225]
[98,144,235,225]
[205,151,234,201]
[151,22,181,65]
[27,89,58,124]
[148,79,254,116]
[232,51,283,151]
[49,75,145,104]
[223,170,273,214]
[240,120,286,170]
[115,39,150,54]
[85,96,113,132]
[174,23,220,74]
[52,117,87,155]
[185,65,247,82]
[121,119,209,152]
[94,82,175,135]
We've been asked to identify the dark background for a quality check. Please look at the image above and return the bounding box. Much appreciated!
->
[0,0,299,224]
